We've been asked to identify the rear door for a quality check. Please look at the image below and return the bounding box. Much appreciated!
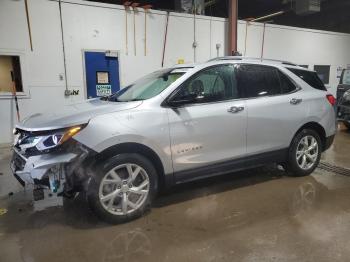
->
[236,64,306,156]
[167,64,247,179]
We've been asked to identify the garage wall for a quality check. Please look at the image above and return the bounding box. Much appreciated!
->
[0,0,350,144]
[238,21,350,92]
[60,1,228,100]
[0,0,66,144]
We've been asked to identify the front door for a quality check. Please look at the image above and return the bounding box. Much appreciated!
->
[167,64,247,180]
[84,51,120,98]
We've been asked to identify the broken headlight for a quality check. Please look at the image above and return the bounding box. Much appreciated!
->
[36,126,83,151]
[15,126,84,153]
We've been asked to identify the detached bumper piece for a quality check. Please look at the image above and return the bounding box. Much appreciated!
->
[11,149,77,187]
[11,143,90,205]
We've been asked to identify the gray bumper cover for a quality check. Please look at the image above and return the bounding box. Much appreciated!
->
[11,149,78,186]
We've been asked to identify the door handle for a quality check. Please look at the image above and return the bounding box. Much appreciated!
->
[290,98,302,105]
[227,106,244,113]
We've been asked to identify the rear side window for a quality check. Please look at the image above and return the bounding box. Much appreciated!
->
[236,64,295,98]
[287,68,327,91]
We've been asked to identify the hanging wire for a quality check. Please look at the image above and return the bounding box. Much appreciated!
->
[244,20,249,56]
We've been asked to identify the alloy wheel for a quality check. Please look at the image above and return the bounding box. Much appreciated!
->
[296,135,319,170]
[98,163,150,215]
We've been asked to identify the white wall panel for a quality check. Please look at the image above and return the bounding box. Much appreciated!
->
[0,0,28,51]
[165,13,195,66]
[210,19,228,58]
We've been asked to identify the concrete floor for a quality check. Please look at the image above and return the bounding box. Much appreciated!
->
[1,125,350,262]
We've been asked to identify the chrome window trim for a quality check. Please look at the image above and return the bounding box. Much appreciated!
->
[162,63,302,108]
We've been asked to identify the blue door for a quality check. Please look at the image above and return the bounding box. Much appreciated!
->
[84,51,120,98]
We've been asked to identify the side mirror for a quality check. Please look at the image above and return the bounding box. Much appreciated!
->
[167,93,198,107]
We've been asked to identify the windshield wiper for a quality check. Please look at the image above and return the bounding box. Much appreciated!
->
[129,98,144,101]
[103,95,121,102]
[100,96,109,101]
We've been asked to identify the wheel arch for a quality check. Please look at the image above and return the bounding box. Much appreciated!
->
[95,142,170,190]
[293,122,327,151]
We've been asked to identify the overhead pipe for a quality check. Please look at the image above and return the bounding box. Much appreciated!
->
[131,3,140,56]
[243,9,285,57]
[250,11,285,22]
[228,0,238,55]
[261,22,266,61]
[142,5,152,56]
[192,3,197,63]
[244,21,249,56]
[24,0,33,51]
[58,0,69,96]
[10,72,20,122]
[123,1,132,55]
[161,11,170,67]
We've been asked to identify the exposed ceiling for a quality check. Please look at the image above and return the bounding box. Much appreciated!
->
[85,0,350,33]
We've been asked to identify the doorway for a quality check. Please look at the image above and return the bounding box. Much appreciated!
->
[84,51,120,98]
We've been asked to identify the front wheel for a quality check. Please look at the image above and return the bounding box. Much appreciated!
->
[286,129,321,177]
[87,153,158,224]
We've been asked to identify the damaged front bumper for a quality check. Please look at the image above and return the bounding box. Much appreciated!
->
[11,148,77,186]
[11,142,91,200]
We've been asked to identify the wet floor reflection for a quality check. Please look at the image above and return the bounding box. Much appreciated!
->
[1,166,350,262]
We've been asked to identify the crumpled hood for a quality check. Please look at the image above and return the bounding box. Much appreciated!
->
[16,98,142,131]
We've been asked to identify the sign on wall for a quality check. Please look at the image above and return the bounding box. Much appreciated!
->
[97,71,109,84]
[96,84,112,96]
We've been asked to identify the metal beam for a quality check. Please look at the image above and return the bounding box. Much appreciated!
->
[228,0,238,55]
[251,11,285,22]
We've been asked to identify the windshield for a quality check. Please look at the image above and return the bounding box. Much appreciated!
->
[341,69,350,85]
[109,68,188,102]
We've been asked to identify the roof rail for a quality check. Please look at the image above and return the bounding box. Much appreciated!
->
[208,56,298,67]
[207,56,243,62]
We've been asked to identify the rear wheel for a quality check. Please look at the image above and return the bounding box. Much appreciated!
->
[286,129,321,177]
[87,153,158,224]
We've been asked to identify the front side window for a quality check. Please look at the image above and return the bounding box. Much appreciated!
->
[236,64,281,98]
[172,64,238,103]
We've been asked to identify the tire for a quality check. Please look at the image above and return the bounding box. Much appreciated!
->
[87,153,158,224]
[285,129,322,177]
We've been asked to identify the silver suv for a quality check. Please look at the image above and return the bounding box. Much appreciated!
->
[11,57,336,223]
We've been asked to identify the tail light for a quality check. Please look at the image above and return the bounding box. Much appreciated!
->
[326,94,336,106]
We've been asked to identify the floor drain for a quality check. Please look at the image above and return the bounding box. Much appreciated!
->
[318,161,350,177]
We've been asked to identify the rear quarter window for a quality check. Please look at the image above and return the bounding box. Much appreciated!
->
[287,68,327,91]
